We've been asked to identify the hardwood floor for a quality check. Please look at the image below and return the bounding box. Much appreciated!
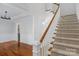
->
[0,41,32,56]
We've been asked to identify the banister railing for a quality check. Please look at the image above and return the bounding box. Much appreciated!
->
[33,4,60,56]
[40,4,60,44]
[53,3,60,6]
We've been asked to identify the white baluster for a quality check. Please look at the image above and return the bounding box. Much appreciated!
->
[33,41,41,56]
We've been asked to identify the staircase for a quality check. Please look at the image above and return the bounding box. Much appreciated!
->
[48,14,79,56]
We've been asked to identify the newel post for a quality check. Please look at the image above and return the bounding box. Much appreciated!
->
[33,41,41,56]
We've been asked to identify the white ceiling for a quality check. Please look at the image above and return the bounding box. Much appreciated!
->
[0,3,54,22]
[0,3,45,21]
[0,4,18,17]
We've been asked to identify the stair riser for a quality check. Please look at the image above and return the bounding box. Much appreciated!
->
[61,17,77,20]
[57,30,79,33]
[58,23,79,25]
[58,23,79,26]
[57,27,79,29]
[57,26,79,29]
[56,34,79,38]
[59,17,78,21]
[51,52,65,56]
[55,39,79,45]
[60,20,77,22]
[57,24,79,27]
[61,17,77,19]
[62,17,77,20]
[53,44,78,53]
[59,22,78,24]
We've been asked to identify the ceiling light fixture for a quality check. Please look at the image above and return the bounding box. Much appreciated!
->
[0,11,11,20]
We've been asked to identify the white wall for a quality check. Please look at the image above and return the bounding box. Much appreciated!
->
[0,20,16,42]
[26,3,54,15]
[17,15,33,45]
[60,3,76,16]
[76,4,79,20]
[34,3,56,42]
[34,13,54,42]
[0,15,33,45]
[25,3,45,15]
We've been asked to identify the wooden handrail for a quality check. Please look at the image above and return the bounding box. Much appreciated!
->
[40,4,60,43]
[53,3,60,6]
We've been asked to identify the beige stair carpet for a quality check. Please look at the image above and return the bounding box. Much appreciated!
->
[49,14,79,56]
